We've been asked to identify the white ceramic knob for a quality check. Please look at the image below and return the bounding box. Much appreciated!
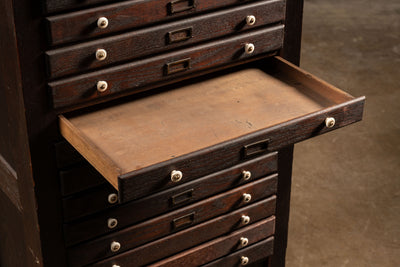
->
[242,193,252,203]
[97,17,109,29]
[96,48,107,61]
[97,81,108,92]
[108,193,118,204]
[240,237,249,247]
[242,171,252,180]
[107,218,118,229]
[244,43,255,54]
[246,15,256,25]
[325,117,336,128]
[171,170,183,183]
[241,215,250,225]
[110,241,121,252]
[241,256,249,265]
[112,265,120,267]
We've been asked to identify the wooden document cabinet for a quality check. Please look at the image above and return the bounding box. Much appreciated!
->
[0,0,364,266]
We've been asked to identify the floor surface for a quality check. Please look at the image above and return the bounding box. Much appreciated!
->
[286,0,400,266]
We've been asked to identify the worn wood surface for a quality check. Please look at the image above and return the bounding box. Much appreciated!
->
[149,217,275,267]
[64,155,277,244]
[46,0,283,45]
[50,25,284,108]
[90,200,276,267]
[60,56,364,202]
[46,1,285,78]
[67,179,276,266]
[202,236,275,267]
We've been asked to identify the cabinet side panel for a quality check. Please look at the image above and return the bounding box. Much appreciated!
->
[0,0,43,266]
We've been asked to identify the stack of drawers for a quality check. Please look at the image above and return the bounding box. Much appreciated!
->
[45,2,287,264]
[56,141,279,266]
[45,0,286,109]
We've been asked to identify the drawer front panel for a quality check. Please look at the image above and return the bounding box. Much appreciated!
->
[70,196,276,266]
[59,164,106,196]
[50,25,284,109]
[46,0,284,45]
[54,140,84,169]
[92,215,275,267]
[64,154,277,244]
[66,180,276,266]
[202,236,274,267]
[150,218,275,267]
[46,1,285,78]
[62,183,117,222]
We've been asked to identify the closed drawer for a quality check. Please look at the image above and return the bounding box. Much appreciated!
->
[46,0,285,79]
[66,179,276,265]
[202,236,274,267]
[59,164,106,196]
[149,219,274,267]
[50,25,284,109]
[72,198,276,267]
[59,57,365,204]
[62,183,116,222]
[64,154,277,239]
[46,0,285,45]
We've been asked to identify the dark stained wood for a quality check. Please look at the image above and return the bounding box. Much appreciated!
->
[60,56,365,203]
[63,154,277,242]
[0,0,44,265]
[54,141,84,169]
[62,183,117,222]
[59,163,106,196]
[67,180,276,266]
[46,1,285,78]
[149,218,274,267]
[50,25,284,108]
[202,236,274,267]
[46,0,283,45]
[90,202,275,267]
[44,0,118,13]
[0,154,21,211]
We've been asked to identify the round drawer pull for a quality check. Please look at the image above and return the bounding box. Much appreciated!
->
[244,43,255,54]
[107,218,118,229]
[242,193,252,203]
[96,48,107,61]
[240,237,249,247]
[97,17,109,29]
[171,170,183,183]
[110,241,121,252]
[241,256,249,265]
[108,193,118,204]
[112,265,120,267]
[325,117,336,128]
[246,15,256,25]
[241,215,250,225]
[97,81,108,92]
[242,171,252,180]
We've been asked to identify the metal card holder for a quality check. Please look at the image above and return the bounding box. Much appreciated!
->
[172,212,196,229]
[243,139,270,158]
[165,58,191,75]
[168,0,196,15]
[167,27,193,44]
[171,189,194,206]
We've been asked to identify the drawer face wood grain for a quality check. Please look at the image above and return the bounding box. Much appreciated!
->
[59,57,365,204]
[66,180,276,266]
[69,196,276,266]
[150,223,274,267]
[46,0,285,45]
[46,1,285,79]
[91,215,275,267]
[64,155,277,244]
[50,25,284,109]
[202,236,274,267]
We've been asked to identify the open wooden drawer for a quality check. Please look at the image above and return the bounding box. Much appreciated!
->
[59,57,365,203]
